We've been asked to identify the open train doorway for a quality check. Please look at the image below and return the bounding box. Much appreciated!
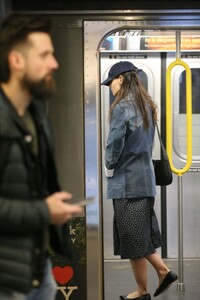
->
[98,28,200,300]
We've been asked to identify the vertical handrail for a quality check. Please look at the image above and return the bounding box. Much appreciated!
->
[166,59,192,176]
[166,31,192,291]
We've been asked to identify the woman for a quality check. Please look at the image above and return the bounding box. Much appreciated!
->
[101,61,178,300]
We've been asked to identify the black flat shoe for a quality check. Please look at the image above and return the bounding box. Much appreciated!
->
[120,294,151,300]
[154,270,178,297]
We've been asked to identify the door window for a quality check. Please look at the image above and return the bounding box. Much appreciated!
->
[173,66,200,159]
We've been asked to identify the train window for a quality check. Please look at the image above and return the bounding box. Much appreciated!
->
[179,69,200,114]
[173,64,200,160]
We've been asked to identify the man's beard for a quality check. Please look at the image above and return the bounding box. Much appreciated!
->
[22,74,56,101]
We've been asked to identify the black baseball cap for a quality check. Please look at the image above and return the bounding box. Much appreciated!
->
[101,61,142,86]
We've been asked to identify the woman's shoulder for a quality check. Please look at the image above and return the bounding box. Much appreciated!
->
[117,98,136,113]
[112,102,128,118]
[111,101,135,123]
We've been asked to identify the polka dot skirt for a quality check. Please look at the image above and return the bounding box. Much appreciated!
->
[113,197,162,259]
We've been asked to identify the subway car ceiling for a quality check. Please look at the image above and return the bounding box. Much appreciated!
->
[9,0,200,11]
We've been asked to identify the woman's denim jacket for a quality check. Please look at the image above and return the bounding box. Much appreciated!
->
[105,97,156,199]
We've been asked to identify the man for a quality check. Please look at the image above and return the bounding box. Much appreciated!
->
[0,13,83,300]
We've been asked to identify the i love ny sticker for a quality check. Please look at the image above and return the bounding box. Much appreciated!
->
[52,266,78,299]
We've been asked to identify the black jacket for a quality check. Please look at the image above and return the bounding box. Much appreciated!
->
[0,89,67,294]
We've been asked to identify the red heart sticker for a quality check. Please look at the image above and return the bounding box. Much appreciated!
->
[52,266,74,285]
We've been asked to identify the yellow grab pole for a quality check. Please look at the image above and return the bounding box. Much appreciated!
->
[166,58,192,176]
[166,56,192,292]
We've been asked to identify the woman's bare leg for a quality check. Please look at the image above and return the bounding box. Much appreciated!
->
[127,258,148,298]
[127,252,171,298]
[146,251,170,286]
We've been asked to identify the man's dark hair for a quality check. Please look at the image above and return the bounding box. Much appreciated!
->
[0,13,52,82]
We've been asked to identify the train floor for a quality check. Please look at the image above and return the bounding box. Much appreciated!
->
[104,259,200,300]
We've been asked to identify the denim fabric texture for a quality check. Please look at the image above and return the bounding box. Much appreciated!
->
[105,96,156,199]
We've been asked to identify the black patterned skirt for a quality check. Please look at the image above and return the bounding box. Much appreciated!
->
[113,197,162,259]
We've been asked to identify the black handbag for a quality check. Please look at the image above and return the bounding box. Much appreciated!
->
[152,123,173,186]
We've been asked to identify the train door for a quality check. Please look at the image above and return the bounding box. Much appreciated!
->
[100,53,162,260]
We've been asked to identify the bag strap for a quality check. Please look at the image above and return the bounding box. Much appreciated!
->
[155,123,168,160]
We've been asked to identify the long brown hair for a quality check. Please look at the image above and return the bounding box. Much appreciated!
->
[109,71,157,129]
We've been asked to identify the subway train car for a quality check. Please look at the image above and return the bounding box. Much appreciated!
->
[1,1,200,300]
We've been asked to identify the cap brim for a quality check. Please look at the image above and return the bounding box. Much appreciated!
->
[101,67,143,86]
[101,77,112,86]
